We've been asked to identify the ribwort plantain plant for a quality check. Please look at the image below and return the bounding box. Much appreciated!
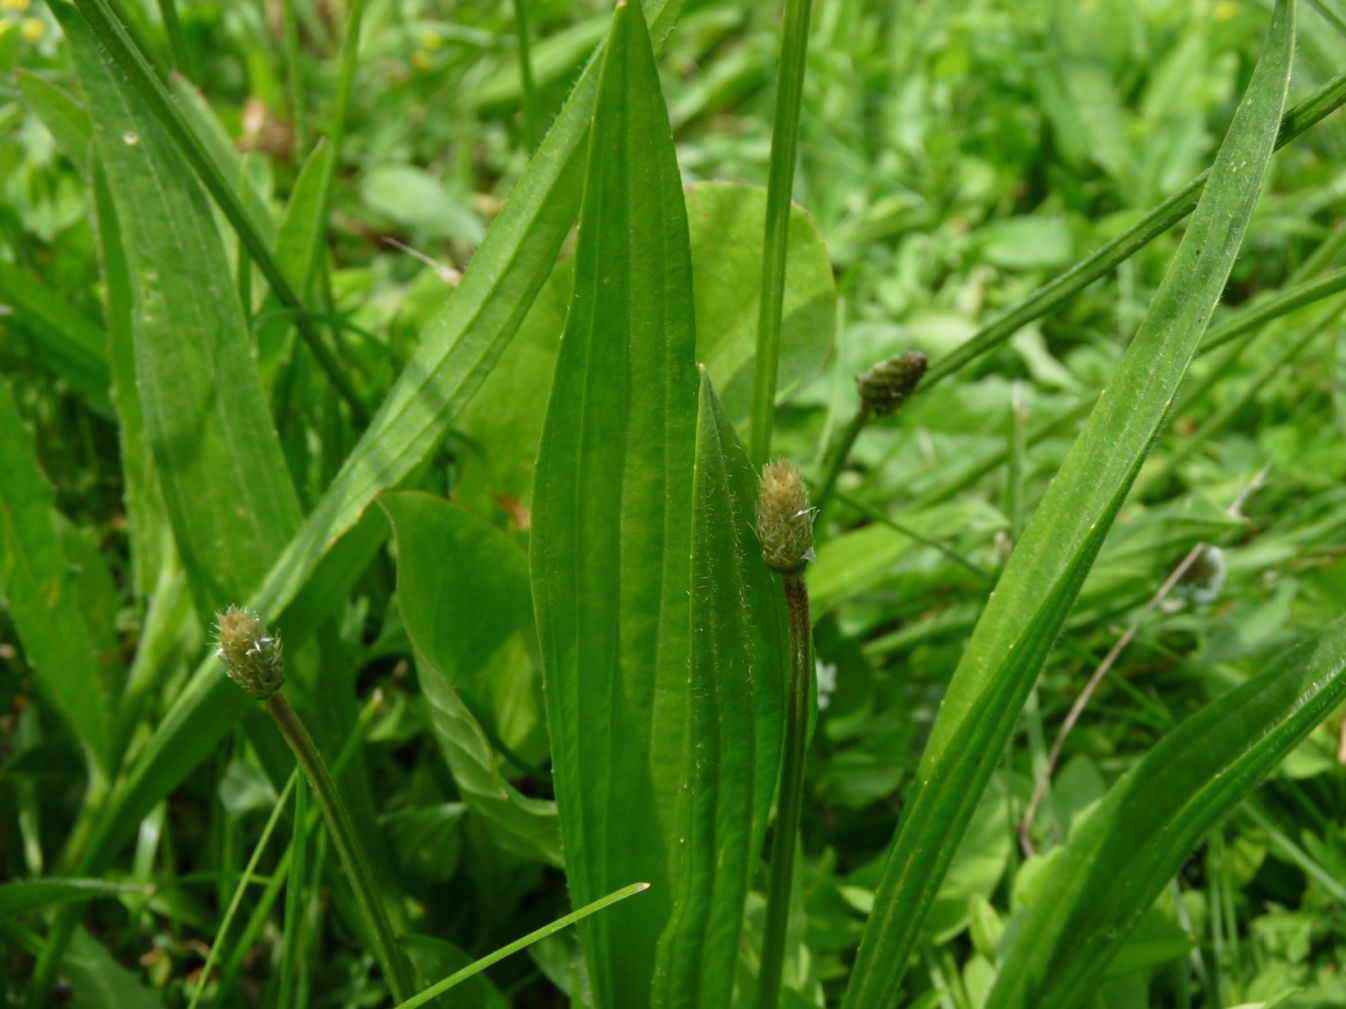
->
[7,0,1346,1006]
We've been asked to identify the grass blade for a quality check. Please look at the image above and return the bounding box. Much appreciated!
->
[393,883,652,1009]
[750,0,817,465]
[0,381,112,770]
[841,4,1296,1005]
[987,617,1346,1009]
[0,879,146,918]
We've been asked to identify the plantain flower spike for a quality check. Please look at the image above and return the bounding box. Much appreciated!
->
[856,351,928,416]
[757,460,815,573]
[216,605,285,699]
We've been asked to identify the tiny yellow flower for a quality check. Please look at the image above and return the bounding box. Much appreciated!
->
[0,19,11,37]
[1,0,31,13]
[411,49,433,71]
[418,30,441,51]
[20,16,45,43]
[1214,1,1238,20]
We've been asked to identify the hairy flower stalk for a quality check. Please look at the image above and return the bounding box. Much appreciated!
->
[815,351,928,520]
[215,608,413,1003]
[755,462,815,1009]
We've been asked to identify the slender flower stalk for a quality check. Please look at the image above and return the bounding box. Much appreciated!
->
[815,351,928,522]
[215,607,414,1003]
[755,462,816,1009]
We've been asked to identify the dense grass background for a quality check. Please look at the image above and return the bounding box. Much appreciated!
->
[4,0,1346,1006]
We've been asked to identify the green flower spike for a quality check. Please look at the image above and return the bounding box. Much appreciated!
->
[215,605,285,699]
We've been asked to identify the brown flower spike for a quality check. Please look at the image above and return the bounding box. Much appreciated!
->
[216,605,285,699]
[756,460,815,572]
[855,351,928,416]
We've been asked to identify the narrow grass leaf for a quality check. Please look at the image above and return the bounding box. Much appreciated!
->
[58,4,303,620]
[651,370,787,1009]
[0,263,111,416]
[0,879,144,919]
[531,2,700,1001]
[15,70,92,165]
[842,4,1296,1005]
[393,883,651,1009]
[0,381,112,770]
[987,616,1346,1009]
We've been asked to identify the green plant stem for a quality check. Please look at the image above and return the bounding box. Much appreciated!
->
[69,0,369,423]
[813,406,868,518]
[393,882,651,1009]
[757,569,813,1009]
[280,0,309,153]
[750,0,816,466]
[155,0,193,78]
[263,692,413,1003]
[277,776,307,1009]
[186,772,297,1009]
[511,0,540,148]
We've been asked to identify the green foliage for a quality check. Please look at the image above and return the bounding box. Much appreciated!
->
[4,0,1346,1005]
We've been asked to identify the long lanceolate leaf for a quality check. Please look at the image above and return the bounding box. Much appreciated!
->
[841,4,1297,1006]
[57,6,302,623]
[531,2,698,1002]
[987,617,1346,1009]
[531,3,783,1006]
[652,371,787,1009]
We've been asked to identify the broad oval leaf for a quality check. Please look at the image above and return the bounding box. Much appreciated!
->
[381,491,560,866]
[987,616,1346,1009]
[841,3,1296,1005]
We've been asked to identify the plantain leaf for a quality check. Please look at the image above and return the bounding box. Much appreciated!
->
[841,4,1297,1005]
[651,369,787,1009]
[381,491,560,866]
[530,2,699,1001]
[0,381,112,770]
[57,5,302,623]
[987,617,1346,1009]
[531,5,783,1006]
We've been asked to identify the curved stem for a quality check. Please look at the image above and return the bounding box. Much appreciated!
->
[757,570,813,1009]
[264,693,413,1002]
[814,406,869,520]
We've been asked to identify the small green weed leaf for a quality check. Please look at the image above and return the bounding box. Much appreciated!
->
[58,6,302,620]
[531,1,700,1001]
[0,262,111,416]
[987,616,1346,1009]
[652,370,787,1009]
[0,382,112,769]
[0,879,145,919]
[842,4,1296,1005]
[61,928,163,1009]
[381,491,560,866]
[15,70,92,167]
[687,181,835,420]
[360,164,484,244]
